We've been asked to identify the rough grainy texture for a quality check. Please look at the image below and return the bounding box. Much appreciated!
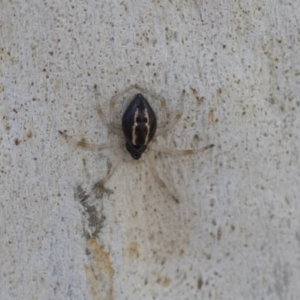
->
[1,0,300,299]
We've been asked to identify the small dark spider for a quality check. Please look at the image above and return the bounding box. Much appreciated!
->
[59,85,214,203]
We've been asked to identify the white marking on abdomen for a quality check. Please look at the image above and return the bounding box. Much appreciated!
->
[144,109,150,144]
[132,109,139,145]
[132,108,150,145]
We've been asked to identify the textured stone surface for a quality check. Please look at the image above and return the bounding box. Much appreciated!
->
[1,1,300,299]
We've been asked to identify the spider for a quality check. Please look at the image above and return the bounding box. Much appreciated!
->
[59,85,214,203]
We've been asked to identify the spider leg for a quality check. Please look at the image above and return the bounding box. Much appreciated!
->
[156,90,185,137]
[58,131,120,151]
[156,111,183,136]
[94,84,123,137]
[92,155,123,190]
[96,106,123,136]
[127,85,184,136]
[146,153,179,203]
[132,84,166,101]
[149,143,214,155]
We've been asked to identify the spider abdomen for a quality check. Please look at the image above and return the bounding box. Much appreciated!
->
[122,94,157,159]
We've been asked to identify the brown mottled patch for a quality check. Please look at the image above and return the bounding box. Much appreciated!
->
[160,98,166,108]
[190,87,205,105]
[148,233,155,241]
[156,176,167,188]
[97,107,105,118]
[27,129,33,138]
[157,276,171,287]
[208,109,214,125]
[85,237,115,300]
[217,227,222,240]
[14,138,20,145]
[175,112,182,120]
[268,97,275,105]
[205,253,212,260]
[77,138,89,148]
[126,242,140,259]
[2,115,10,130]
[197,277,203,290]
[197,96,204,105]
[183,149,193,155]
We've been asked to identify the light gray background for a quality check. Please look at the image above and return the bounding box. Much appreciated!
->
[1,1,300,299]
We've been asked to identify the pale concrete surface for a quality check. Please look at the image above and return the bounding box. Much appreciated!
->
[1,1,300,299]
